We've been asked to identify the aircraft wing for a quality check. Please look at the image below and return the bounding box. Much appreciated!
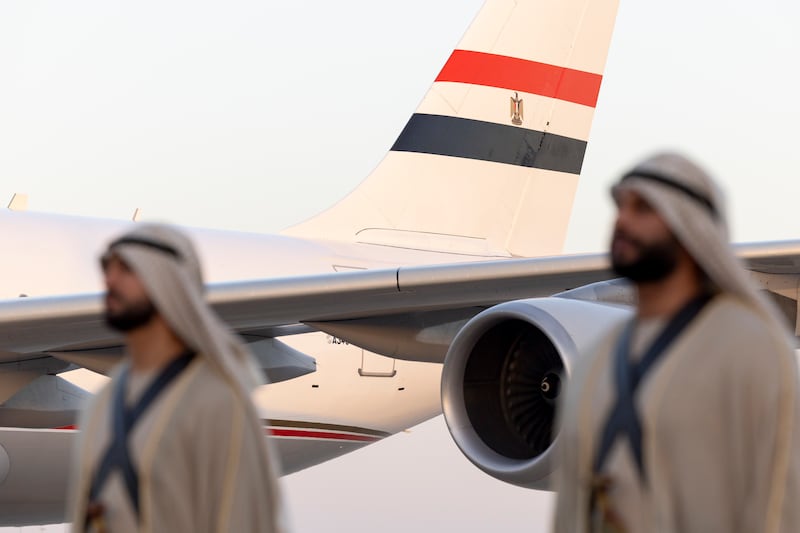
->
[0,251,609,357]
[1,239,799,372]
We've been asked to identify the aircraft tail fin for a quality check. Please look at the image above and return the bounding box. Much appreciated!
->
[284,0,619,258]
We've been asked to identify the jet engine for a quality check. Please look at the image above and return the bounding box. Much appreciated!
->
[441,297,630,489]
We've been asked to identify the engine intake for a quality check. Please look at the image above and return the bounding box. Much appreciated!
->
[442,297,629,489]
[464,319,563,460]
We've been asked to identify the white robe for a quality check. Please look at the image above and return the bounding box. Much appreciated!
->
[69,357,286,533]
[553,294,800,533]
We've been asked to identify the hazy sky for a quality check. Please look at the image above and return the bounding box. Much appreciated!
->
[2,0,800,531]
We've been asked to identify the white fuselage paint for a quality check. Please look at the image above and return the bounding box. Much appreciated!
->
[0,0,622,522]
[0,208,482,479]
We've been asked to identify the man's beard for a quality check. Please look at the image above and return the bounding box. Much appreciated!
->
[104,295,157,332]
[611,230,681,283]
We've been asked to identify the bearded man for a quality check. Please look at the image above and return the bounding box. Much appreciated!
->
[552,153,800,533]
[69,224,287,533]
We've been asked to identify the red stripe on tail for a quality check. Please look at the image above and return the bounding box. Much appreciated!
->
[435,50,602,108]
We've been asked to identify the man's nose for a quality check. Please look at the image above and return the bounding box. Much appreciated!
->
[612,212,627,235]
[613,205,636,232]
[103,266,120,288]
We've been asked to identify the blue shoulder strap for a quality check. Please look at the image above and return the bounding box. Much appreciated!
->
[593,292,713,482]
[88,350,195,519]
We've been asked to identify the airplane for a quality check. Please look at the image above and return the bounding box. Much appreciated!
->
[3,0,800,528]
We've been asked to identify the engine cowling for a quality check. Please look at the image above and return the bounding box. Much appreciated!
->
[441,297,630,489]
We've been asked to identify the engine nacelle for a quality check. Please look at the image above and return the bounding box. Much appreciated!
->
[441,297,630,489]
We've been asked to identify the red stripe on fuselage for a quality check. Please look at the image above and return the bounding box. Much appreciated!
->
[268,428,380,442]
[435,50,602,108]
[54,425,380,442]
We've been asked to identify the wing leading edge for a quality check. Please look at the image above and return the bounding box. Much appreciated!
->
[0,239,799,371]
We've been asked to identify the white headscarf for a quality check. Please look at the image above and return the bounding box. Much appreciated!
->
[611,152,784,326]
[103,223,264,392]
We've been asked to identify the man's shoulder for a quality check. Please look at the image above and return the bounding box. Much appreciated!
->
[698,293,794,362]
[181,358,249,415]
[703,294,779,337]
